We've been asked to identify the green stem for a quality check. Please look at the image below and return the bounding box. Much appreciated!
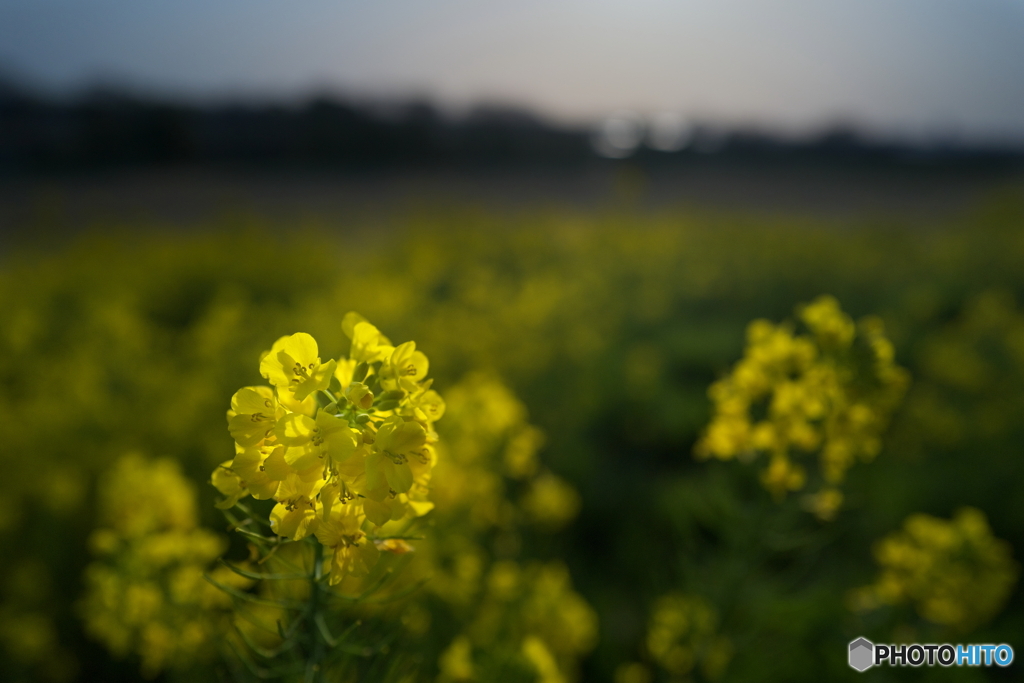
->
[305,541,327,683]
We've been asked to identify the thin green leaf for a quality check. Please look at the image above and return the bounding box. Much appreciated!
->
[204,572,306,610]
[219,559,309,581]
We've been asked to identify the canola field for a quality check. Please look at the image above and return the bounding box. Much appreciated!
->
[2,192,1024,682]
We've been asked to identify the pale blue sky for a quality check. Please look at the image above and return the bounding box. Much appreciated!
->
[2,0,1024,140]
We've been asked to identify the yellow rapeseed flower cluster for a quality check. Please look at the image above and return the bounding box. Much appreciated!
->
[850,507,1018,633]
[212,313,444,585]
[78,453,244,677]
[696,296,909,519]
[642,593,732,681]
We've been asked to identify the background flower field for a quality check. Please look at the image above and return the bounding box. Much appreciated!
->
[2,189,1024,682]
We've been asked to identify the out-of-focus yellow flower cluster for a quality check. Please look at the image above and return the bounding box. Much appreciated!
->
[212,313,444,585]
[633,593,732,681]
[407,374,595,683]
[432,373,580,536]
[0,557,74,682]
[78,453,245,677]
[438,562,598,683]
[696,296,909,519]
[850,507,1018,632]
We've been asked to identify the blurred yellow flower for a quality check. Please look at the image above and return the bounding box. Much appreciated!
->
[696,296,909,519]
[851,507,1018,632]
[79,453,244,677]
[645,593,732,680]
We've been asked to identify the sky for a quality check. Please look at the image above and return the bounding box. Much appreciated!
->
[2,0,1024,141]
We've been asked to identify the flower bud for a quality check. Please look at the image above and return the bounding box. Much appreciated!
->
[345,382,374,410]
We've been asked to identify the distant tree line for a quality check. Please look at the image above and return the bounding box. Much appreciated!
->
[1,78,1021,173]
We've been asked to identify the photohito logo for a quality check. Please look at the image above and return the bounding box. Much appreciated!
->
[848,637,1014,671]
[849,638,874,672]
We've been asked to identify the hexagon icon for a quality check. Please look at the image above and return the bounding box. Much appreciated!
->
[849,637,874,672]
